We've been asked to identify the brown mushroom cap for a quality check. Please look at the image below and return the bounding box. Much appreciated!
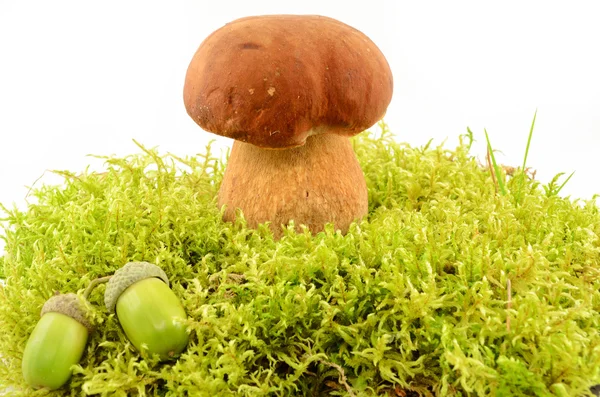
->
[183,15,393,149]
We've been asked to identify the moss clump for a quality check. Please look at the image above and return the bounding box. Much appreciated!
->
[1,124,599,396]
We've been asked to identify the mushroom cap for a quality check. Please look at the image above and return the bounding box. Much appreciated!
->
[183,15,393,149]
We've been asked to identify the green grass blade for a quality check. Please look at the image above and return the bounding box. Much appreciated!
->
[515,110,537,205]
[555,171,575,195]
[522,109,537,171]
[484,129,507,195]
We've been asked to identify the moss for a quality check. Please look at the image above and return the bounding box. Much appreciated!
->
[1,124,599,396]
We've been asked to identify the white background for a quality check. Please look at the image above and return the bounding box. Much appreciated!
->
[1,1,599,230]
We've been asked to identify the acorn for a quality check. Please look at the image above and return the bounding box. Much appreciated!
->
[22,293,92,390]
[104,261,189,360]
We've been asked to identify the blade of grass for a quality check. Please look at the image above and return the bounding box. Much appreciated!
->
[555,171,575,195]
[516,110,537,204]
[486,147,498,193]
[521,109,537,171]
[484,129,507,195]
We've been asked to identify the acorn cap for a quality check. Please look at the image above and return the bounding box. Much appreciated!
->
[104,262,170,313]
[41,293,93,332]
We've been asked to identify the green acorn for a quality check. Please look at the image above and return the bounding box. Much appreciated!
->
[104,261,189,360]
[22,293,92,390]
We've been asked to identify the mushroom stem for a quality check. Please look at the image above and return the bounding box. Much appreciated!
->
[218,133,368,238]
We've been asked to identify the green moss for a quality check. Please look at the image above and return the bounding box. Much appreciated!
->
[1,124,599,396]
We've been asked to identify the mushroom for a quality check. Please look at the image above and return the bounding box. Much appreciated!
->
[183,15,393,237]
